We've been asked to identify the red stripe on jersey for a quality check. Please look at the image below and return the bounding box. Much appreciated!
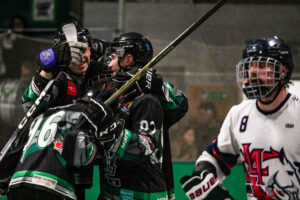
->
[67,81,77,96]
[212,147,234,170]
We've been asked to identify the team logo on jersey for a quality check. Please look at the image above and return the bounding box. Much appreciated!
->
[285,123,294,128]
[121,101,132,112]
[67,81,77,96]
[54,141,63,153]
[241,144,300,199]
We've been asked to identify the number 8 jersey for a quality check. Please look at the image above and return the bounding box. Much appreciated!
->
[197,93,300,199]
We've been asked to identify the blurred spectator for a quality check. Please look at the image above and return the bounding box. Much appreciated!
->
[9,15,27,34]
[0,15,33,148]
[20,60,35,79]
[1,16,28,79]
[192,102,221,154]
[172,127,198,160]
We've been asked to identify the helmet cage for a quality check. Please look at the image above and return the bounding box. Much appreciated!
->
[54,21,92,46]
[236,56,284,99]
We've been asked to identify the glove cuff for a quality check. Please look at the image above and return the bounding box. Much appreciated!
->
[193,161,217,177]
[39,48,56,72]
[182,173,220,200]
[114,129,132,157]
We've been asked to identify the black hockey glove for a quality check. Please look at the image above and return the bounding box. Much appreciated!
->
[113,67,163,94]
[79,97,114,132]
[38,41,87,72]
[96,118,125,152]
[77,94,124,152]
[180,161,234,200]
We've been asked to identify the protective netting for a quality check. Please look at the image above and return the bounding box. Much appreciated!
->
[0,2,299,163]
[157,67,241,162]
[0,31,242,162]
[85,2,299,162]
[0,32,52,148]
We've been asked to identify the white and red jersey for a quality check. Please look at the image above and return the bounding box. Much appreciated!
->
[197,93,300,199]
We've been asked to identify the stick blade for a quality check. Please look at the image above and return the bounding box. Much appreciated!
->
[62,23,78,42]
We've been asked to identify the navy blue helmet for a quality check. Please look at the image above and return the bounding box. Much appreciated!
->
[237,36,294,99]
[242,36,294,82]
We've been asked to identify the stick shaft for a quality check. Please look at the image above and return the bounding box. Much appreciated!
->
[105,0,228,105]
[0,72,62,162]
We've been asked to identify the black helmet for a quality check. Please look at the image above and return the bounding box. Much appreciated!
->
[242,36,294,82]
[54,20,92,46]
[111,32,153,66]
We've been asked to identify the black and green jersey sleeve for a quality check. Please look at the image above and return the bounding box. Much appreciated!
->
[162,82,188,126]
[9,104,97,200]
[21,72,85,114]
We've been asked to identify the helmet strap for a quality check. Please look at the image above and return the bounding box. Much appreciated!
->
[258,82,283,105]
[118,59,127,72]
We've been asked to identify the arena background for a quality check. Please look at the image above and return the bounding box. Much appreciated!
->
[0,0,299,199]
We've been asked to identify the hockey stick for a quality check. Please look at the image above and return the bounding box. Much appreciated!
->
[105,0,228,105]
[0,23,78,163]
[0,73,60,162]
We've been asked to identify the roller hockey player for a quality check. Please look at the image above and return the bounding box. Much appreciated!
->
[19,20,110,199]
[180,36,299,200]
[3,90,124,200]
[21,20,93,113]
[98,32,188,200]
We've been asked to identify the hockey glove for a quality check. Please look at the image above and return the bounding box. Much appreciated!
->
[96,118,125,152]
[180,161,233,200]
[77,95,124,151]
[69,41,88,68]
[79,97,114,133]
[38,41,87,72]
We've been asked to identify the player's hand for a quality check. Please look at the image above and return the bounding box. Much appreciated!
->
[180,171,233,200]
[77,91,124,148]
[81,96,114,131]
[38,41,87,72]
[96,118,124,152]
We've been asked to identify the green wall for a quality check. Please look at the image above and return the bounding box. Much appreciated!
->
[1,162,246,199]
[85,162,246,200]
[171,162,247,200]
